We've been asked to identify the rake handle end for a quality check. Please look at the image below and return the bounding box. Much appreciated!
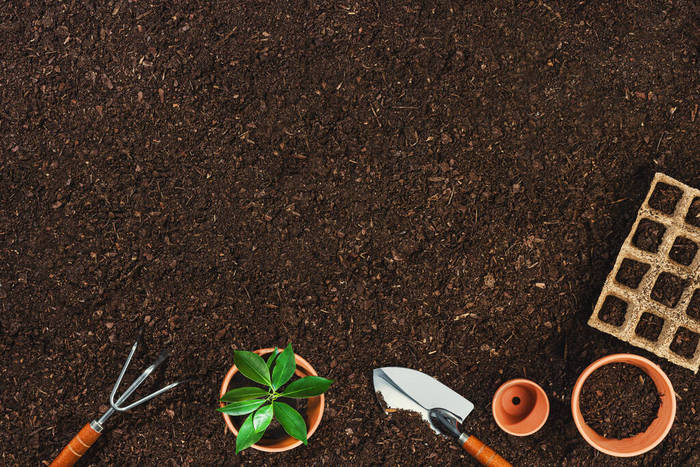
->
[50,422,101,467]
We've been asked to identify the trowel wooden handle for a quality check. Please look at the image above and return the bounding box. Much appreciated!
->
[461,435,511,467]
[50,422,101,467]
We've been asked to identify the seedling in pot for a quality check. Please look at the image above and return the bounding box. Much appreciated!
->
[217,344,333,453]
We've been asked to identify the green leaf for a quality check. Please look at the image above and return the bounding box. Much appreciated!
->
[217,399,266,416]
[273,401,307,444]
[280,376,334,398]
[234,350,272,387]
[252,404,274,433]
[235,412,265,454]
[220,386,268,403]
[266,347,280,370]
[271,343,296,389]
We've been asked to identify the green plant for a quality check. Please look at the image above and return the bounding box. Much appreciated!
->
[218,344,333,453]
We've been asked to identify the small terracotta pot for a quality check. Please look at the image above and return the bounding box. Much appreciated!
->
[492,379,549,436]
[219,348,325,452]
[571,353,676,457]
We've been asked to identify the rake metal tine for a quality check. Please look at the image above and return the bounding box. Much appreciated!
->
[109,329,143,409]
[110,349,171,412]
[116,379,185,411]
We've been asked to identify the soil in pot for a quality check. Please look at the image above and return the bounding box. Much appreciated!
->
[579,363,660,439]
[226,372,309,441]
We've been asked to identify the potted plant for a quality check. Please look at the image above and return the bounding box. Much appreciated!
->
[218,344,333,453]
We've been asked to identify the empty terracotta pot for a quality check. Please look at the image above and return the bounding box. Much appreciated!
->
[571,353,676,457]
[219,348,325,452]
[492,379,549,436]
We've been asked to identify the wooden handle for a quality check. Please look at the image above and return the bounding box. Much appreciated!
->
[50,422,101,467]
[462,435,511,467]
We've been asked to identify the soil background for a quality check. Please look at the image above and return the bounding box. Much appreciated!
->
[1,1,699,465]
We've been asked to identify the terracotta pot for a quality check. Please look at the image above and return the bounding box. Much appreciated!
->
[219,348,325,452]
[492,379,549,436]
[571,353,676,457]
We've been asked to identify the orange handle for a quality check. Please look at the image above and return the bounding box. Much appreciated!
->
[462,435,512,467]
[50,422,101,467]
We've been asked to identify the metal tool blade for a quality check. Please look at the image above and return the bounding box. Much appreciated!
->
[373,367,474,434]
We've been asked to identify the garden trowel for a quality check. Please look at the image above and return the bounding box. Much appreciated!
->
[373,367,511,467]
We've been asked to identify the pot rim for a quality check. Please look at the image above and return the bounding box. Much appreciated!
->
[571,353,676,457]
[219,347,326,453]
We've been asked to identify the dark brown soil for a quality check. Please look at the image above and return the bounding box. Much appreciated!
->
[580,363,660,439]
[647,182,683,215]
[634,312,665,342]
[632,219,667,253]
[686,198,700,228]
[615,258,650,289]
[598,295,628,327]
[1,1,699,466]
[670,327,699,359]
[688,289,700,321]
[650,272,687,308]
[669,236,698,266]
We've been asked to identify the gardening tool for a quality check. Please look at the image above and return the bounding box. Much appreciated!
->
[50,329,186,467]
[373,367,511,467]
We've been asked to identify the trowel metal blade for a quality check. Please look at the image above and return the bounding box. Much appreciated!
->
[372,367,475,434]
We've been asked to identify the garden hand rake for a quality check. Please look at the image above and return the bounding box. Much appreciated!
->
[50,329,186,467]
